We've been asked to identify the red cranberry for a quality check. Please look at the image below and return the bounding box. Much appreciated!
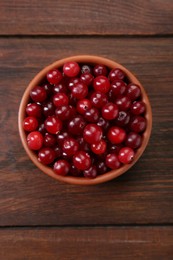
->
[83,166,97,178]
[130,116,146,133]
[53,93,69,107]
[93,76,110,93]
[127,83,141,101]
[63,62,80,77]
[105,153,121,169]
[38,123,46,135]
[38,147,55,165]
[83,124,103,144]
[108,144,123,154]
[73,151,91,170]
[77,99,92,114]
[67,77,81,91]
[30,86,47,102]
[44,133,56,147]
[23,116,38,132]
[91,140,107,154]
[42,83,53,96]
[108,126,126,144]
[68,116,86,136]
[53,145,62,158]
[97,117,110,133]
[116,111,130,127]
[76,137,90,152]
[26,103,42,118]
[27,131,43,150]
[93,64,108,76]
[90,91,108,108]
[125,132,142,149]
[62,137,79,156]
[71,82,88,99]
[53,82,68,94]
[84,107,99,123]
[109,68,125,82]
[55,105,75,121]
[44,116,62,134]
[57,132,70,146]
[42,101,55,117]
[118,147,135,164]
[81,64,92,74]
[115,96,131,111]
[131,101,146,115]
[97,161,108,175]
[47,69,62,85]
[70,164,82,176]
[110,80,126,96]
[80,72,94,86]
[102,103,119,120]
[54,159,70,175]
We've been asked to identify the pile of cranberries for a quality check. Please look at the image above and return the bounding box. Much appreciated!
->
[23,61,147,178]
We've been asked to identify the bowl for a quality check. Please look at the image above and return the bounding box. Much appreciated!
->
[18,55,152,185]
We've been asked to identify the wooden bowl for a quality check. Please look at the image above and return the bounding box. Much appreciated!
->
[18,55,152,185]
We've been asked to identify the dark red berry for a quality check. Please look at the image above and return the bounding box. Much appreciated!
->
[27,131,43,150]
[105,153,121,169]
[116,111,130,127]
[53,145,62,158]
[131,101,146,115]
[83,124,103,144]
[38,147,55,165]
[63,62,80,77]
[125,132,142,149]
[71,82,88,99]
[108,126,126,144]
[23,116,38,132]
[30,86,47,103]
[62,137,79,156]
[54,159,70,175]
[93,64,108,76]
[70,164,82,176]
[91,140,107,154]
[53,93,69,107]
[76,137,90,152]
[77,99,92,114]
[109,68,125,82]
[73,151,91,170]
[67,77,81,91]
[110,80,126,96]
[97,161,108,175]
[47,69,62,85]
[68,116,86,136]
[80,72,94,86]
[84,107,99,123]
[118,147,135,164]
[44,116,62,134]
[108,144,123,154]
[130,116,146,133]
[93,76,110,93]
[57,132,70,146]
[53,82,68,94]
[90,91,108,108]
[42,83,53,96]
[97,117,110,133]
[55,105,75,121]
[127,83,141,101]
[44,133,56,147]
[42,101,55,117]
[102,103,119,120]
[83,166,97,178]
[26,103,42,118]
[115,96,131,111]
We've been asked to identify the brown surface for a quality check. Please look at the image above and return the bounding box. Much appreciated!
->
[0,0,173,258]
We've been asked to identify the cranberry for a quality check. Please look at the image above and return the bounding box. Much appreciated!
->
[77,99,92,114]
[102,103,119,120]
[108,126,126,144]
[81,64,92,74]
[125,132,142,149]
[116,111,130,127]
[26,103,42,118]
[130,116,146,133]
[42,101,55,117]
[76,137,90,152]
[83,124,102,144]
[97,161,108,175]
[44,116,62,134]
[63,61,80,77]
[90,91,108,108]
[54,159,70,175]
[67,77,81,91]
[57,132,70,146]
[53,145,62,158]
[115,96,131,111]
[108,144,123,154]
[118,147,135,164]
[70,164,82,176]
[27,131,43,150]
[109,68,125,82]
[91,140,107,154]
[83,166,97,178]
[62,137,79,156]
[38,123,46,135]
[68,93,78,106]
[131,101,146,115]
[93,76,110,93]
[93,64,108,76]
[42,83,53,96]
[73,151,91,170]
[127,83,141,101]
[23,116,38,132]
[30,86,47,102]
[71,82,88,99]
[97,117,110,133]
[68,116,86,136]
[38,147,55,165]
[105,153,121,169]
[84,107,99,123]
[53,93,69,107]
[44,133,56,147]
[55,105,75,121]
[80,72,94,86]
[110,80,126,96]
[53,82,68,94]
[47,69,62,85]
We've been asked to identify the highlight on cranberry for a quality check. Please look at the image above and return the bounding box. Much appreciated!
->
[23,61,147,178]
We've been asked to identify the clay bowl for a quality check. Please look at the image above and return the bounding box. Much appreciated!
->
[18,55,152,185]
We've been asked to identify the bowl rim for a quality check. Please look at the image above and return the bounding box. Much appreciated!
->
[18,55,152,185]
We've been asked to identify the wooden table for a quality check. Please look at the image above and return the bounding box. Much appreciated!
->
[0,1,173,259]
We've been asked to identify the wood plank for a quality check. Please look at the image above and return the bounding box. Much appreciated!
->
[0,227,173,260]
[0,0,173,35]
[0,37,173,226]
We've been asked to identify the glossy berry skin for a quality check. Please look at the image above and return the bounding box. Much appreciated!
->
[115,96,131,111]
[93,76,110,93]
[83,124,103,144]
[76,137,90,152]
[80,72,94,86]
[97,117,110,133]
[125,132,142,149]
[57,132,70,146]
[118,147,135,164]
[44,133,56,147]
[91,140,107,154]
[116,111,130,127]
[42,83,53,97]
[97,161,108,175]
[68,116,86,136]
[81,64,92,74]
[83,166,97,178]
[38,147,55,165]
[30,86,47,102]
[84,107,99,123]
[105,153,121,169]
[26,103,42,118]
[110,80,126,96]
[90,91,108,108]
[77,99,92,114]
[108,144,123,154]
[130,116,146,133]
[108,126,126,144]
[71,82,88,99]
[38,123,46,135]
[53,82,68,94]
[53,93,69,107]
[109,68,125,82]
[131,101,146,115]
[23,116,38,132]
[127,83,141,101]
[73,151,91,170]
[70,164,82,176]
[102,102,119,120]
[47,69,62,85]
[42,101,55,117]
[93,64,108,76]
[55,105,75,121]
[63,62,80,77]
[44,116,62,134]
[27,131,43,150]
[54,159,70,176]
[67,77,81,91]
[53,145,62,158]
[62,137,79,156]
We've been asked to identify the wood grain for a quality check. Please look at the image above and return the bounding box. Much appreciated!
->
[0,37,173,226]
[0,227,173,260]
[0,0,173,35]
